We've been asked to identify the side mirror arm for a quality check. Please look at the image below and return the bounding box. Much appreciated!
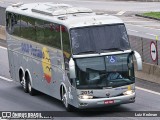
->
[69,58,76,79]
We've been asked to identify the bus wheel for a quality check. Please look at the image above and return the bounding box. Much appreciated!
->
[19,69,23,86]
[27,76,36,96]
[62,92,72,112]
[22,76,28,93]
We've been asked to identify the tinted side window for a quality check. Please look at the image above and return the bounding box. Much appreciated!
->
[21,15,29,39]
[6,13,61,50]
[6,12,12,34]
[21,16,36,41]
[12,14,21,36]
[36,19,44,44]
[6,12,20,35]
[62,26,71,57]
[62,26,71,70]
[27,17,36,41]
[6,12,10,33]
[44,22,61,49]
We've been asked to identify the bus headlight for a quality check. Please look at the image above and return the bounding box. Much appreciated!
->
[123,90,134,95]
[79,95,93,99]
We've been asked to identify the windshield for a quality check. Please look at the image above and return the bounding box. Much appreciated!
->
[75,53,135,89]
[70,24,130,55]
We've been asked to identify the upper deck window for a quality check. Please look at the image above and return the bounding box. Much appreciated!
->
[70,24,130,55]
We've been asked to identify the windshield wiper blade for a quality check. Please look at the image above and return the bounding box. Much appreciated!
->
[101,48,124,52]
[77,50,97,55]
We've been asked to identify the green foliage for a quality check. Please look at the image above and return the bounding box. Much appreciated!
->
[143,12,160,19]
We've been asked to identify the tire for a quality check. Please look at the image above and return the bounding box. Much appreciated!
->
[19,71,23,86]
[22,76,28,93]
[62,92,72,112]
[27,77,36,96]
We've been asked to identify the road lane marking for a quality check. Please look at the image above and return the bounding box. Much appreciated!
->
[146,33,157,37]
[0,46,7,50]
[128,29,138,33]
[116,11,126,16]
[136,86,160,96]
[0,76,13,82]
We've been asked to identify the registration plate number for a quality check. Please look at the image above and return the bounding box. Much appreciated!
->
[104,100,114,104]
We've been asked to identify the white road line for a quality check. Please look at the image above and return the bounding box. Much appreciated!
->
[116,11,126,16]
[128,29,138,33]
[0,46,7,50]
[136,86,160,96]
[146,33,157,37]
[0,76,13,82]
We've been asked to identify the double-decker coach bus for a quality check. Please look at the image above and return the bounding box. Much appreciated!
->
[6,2,142,111]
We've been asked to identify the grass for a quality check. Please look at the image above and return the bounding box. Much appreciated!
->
[143,12,160,19]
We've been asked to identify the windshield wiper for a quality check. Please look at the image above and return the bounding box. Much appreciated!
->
[101,48,124,52]
[77,50,97,55]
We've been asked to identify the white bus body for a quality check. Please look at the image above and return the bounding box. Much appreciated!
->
[6,2,142,111]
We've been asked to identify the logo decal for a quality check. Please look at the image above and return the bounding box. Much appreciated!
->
[42,47,52,83]
[109,56,116,63]
[106,92,110,97]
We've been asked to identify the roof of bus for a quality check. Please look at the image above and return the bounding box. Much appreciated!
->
[6,2,124,29]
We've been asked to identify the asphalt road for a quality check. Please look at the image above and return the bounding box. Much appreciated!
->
[0,41,160,119]
[1,77,160,112]
[0,0,160,12]
[124,17,160,40]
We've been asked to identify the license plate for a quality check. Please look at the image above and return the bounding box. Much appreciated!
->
[104,100,114,104]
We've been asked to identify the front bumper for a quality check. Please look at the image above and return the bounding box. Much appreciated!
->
[77,92,135,109]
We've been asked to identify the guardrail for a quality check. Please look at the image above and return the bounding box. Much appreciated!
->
[0,7,6,26]
[0,25,6,40]
[129,35,160,84]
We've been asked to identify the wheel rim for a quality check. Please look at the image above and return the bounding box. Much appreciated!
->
[63,93,68,108]
[22,77,26,89]
[28,81,31,92]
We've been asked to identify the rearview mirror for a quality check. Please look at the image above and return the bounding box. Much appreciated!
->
[134,51,142,71]
[69,58,76,79]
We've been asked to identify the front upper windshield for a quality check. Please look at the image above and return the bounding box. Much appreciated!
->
[70,24,130,55]
[75,53,135,89]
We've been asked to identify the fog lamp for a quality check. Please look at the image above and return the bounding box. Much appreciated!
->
[123,90,134,95]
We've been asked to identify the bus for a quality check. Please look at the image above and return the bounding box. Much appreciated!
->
[6,2,142,111]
